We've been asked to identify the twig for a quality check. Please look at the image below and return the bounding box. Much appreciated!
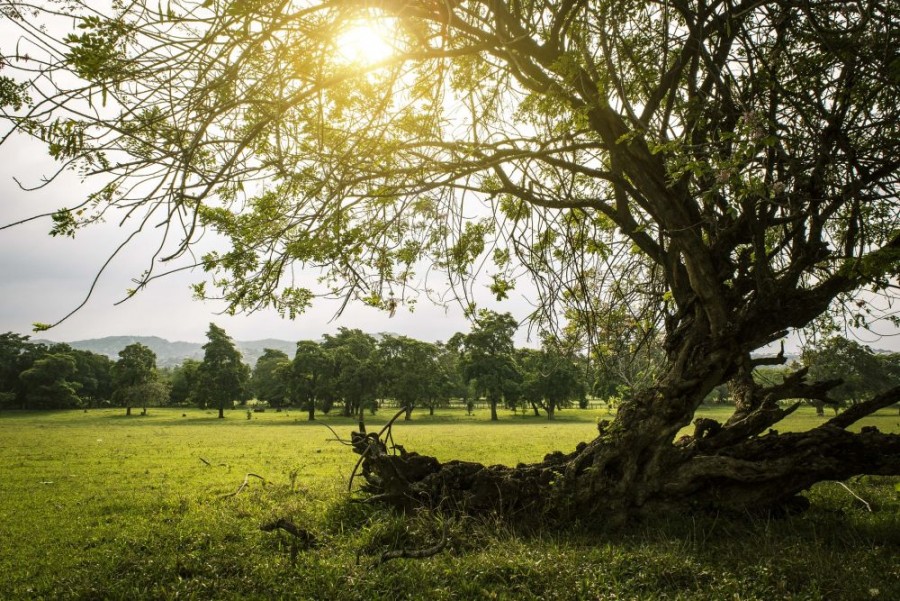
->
[351,492,403,504]
[221,473,266,498]
[836,481,872,512]
[199,457,211,466]
[377,408,409,439]
[316,421,354,446]
[348,443,374,492]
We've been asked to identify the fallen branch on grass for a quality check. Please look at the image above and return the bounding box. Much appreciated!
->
[259,518,318,548]
[372,522,448,567]
[221,473,266,498]
[836,481,873,512]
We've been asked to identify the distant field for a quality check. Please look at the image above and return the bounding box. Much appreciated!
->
[1,406,898,599]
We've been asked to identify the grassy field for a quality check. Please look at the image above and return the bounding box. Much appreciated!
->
[1,406,898,600]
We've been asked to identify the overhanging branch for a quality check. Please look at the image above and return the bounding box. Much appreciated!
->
[823,385,900,430]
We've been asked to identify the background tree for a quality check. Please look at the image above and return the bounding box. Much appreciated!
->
[458,311,521,422]
[429,341,467,416]
[112,343,159,416]
[250,348,291,408]
[321,329,380,418]
[169,359,201,406]
[0,333,42,409]
[19,353,82,410]
[804,337,898,415]
[518,343,585,420]
[378,335,441,420]
[69,349,114,408]
[289,340,331,420]
[3,1,900,520]
[196,324,249,419]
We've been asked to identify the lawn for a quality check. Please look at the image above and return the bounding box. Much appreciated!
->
[0,406,898,600]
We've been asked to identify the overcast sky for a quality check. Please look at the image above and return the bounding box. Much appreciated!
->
[0,134,521,344]
[4,133,900,352]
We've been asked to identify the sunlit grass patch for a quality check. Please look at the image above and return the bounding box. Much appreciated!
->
[0,407,897,599]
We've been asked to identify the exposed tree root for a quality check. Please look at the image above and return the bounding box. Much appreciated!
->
[351,386,900,522]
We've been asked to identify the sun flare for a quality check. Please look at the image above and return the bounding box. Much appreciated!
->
[336,19,397,66]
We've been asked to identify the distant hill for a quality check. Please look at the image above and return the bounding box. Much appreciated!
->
[35,335,297,367]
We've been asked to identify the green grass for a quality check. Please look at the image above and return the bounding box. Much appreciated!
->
[0,406,898,600]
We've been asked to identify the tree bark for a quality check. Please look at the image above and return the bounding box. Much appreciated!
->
[489,398,498,421]
[351,359,900,522]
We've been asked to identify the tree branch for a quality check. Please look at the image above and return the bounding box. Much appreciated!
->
[823,385,900,430]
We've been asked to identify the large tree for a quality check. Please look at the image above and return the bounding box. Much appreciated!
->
[250,348,291,408]
[458,310,521,421]
[196,323,249,418]
[289,340,332,420]
[2,1,900,520]
[112,342,160,416]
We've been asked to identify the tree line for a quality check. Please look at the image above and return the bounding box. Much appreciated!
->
[2,314,896,420]
[0,312,584,418]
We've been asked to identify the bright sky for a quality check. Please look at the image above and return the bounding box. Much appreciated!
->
[3,135,899,352]
[1,13,897,353]
[0,135,516,344]
[0,7,532,346]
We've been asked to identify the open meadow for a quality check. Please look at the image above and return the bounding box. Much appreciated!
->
[1,406,898,600]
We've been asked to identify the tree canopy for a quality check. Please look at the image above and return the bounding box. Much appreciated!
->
[250,347,291,408]
[457,310,520,421]
[2,0,899,520]
[196,323,249,418]
[804,336,900,409]
[113,342,163,415]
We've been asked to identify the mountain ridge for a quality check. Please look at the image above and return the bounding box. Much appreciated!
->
[33,335,298,367]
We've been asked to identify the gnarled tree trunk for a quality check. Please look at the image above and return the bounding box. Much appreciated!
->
[352,329,900,522]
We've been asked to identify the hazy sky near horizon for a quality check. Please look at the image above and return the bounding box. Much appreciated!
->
[0,9,531,346]
[1,27,898,352]
[4,139,899,352]
[0,136,537,344]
